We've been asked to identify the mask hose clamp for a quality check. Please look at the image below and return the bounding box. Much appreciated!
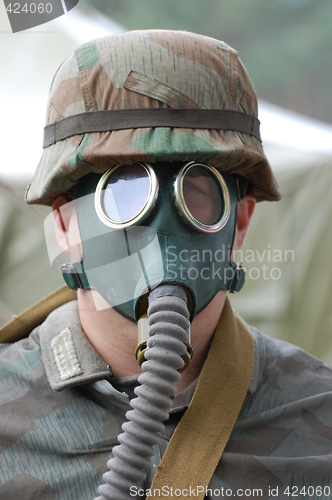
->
[95,284,192,500]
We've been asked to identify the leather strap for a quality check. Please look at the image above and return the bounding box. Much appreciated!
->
[150,296,254,499]
[0,286,77,343]
[43,108,261,147]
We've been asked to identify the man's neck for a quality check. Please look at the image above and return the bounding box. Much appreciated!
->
[77,289,226,395]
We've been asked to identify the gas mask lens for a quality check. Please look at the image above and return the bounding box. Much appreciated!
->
[175,162,230,233]
[95,163,158,228]
[95,161,230,233]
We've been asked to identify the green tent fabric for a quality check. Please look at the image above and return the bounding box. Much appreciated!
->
[230,160,332,365]
[0,179,63,326]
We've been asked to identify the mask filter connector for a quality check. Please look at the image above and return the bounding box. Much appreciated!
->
[95,284,192,500]
[135,286,193,372]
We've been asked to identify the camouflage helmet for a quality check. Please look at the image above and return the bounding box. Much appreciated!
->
[26,30,281,206]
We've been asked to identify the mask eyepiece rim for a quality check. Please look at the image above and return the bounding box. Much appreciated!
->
[173,161,231,233]
[94,162,158,229]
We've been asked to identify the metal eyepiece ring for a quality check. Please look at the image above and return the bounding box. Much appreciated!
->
[173,161,231,233]
[94,162,159,229]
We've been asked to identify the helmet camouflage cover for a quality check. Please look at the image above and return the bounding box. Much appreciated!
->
[26,30,281,205]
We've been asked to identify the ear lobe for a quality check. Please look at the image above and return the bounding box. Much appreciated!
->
[233,194,256,252]
[52,194,73,254]
[52,194,83,261]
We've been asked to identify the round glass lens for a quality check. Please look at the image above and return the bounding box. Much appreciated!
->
[102,164,151,223]
[182,166,223,225]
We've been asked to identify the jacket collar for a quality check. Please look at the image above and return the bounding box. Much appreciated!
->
[40,300,111,392]
[40,298,258,406]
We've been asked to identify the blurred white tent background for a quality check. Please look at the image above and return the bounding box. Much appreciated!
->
[0,2,126,180]
[1,2,332,363]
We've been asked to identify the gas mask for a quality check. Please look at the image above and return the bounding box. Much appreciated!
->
[60,160,246,324]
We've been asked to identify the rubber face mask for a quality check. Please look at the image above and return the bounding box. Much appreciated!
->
[54,161,245,322]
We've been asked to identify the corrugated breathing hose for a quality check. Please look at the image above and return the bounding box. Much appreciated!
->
[95,284,192,500]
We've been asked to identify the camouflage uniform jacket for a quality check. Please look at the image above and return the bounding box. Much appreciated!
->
[0,300,332,500]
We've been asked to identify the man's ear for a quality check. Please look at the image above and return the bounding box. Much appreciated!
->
[52,194,82,260]
[233,194,256,253]
[52,194,71,253]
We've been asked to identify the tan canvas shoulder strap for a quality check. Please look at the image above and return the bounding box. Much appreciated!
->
[0,286,77,343]
[150,296,254,499]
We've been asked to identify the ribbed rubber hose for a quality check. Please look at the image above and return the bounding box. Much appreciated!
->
[95,285,190,500]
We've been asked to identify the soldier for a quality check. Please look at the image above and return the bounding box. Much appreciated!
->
[0,30,331,500]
